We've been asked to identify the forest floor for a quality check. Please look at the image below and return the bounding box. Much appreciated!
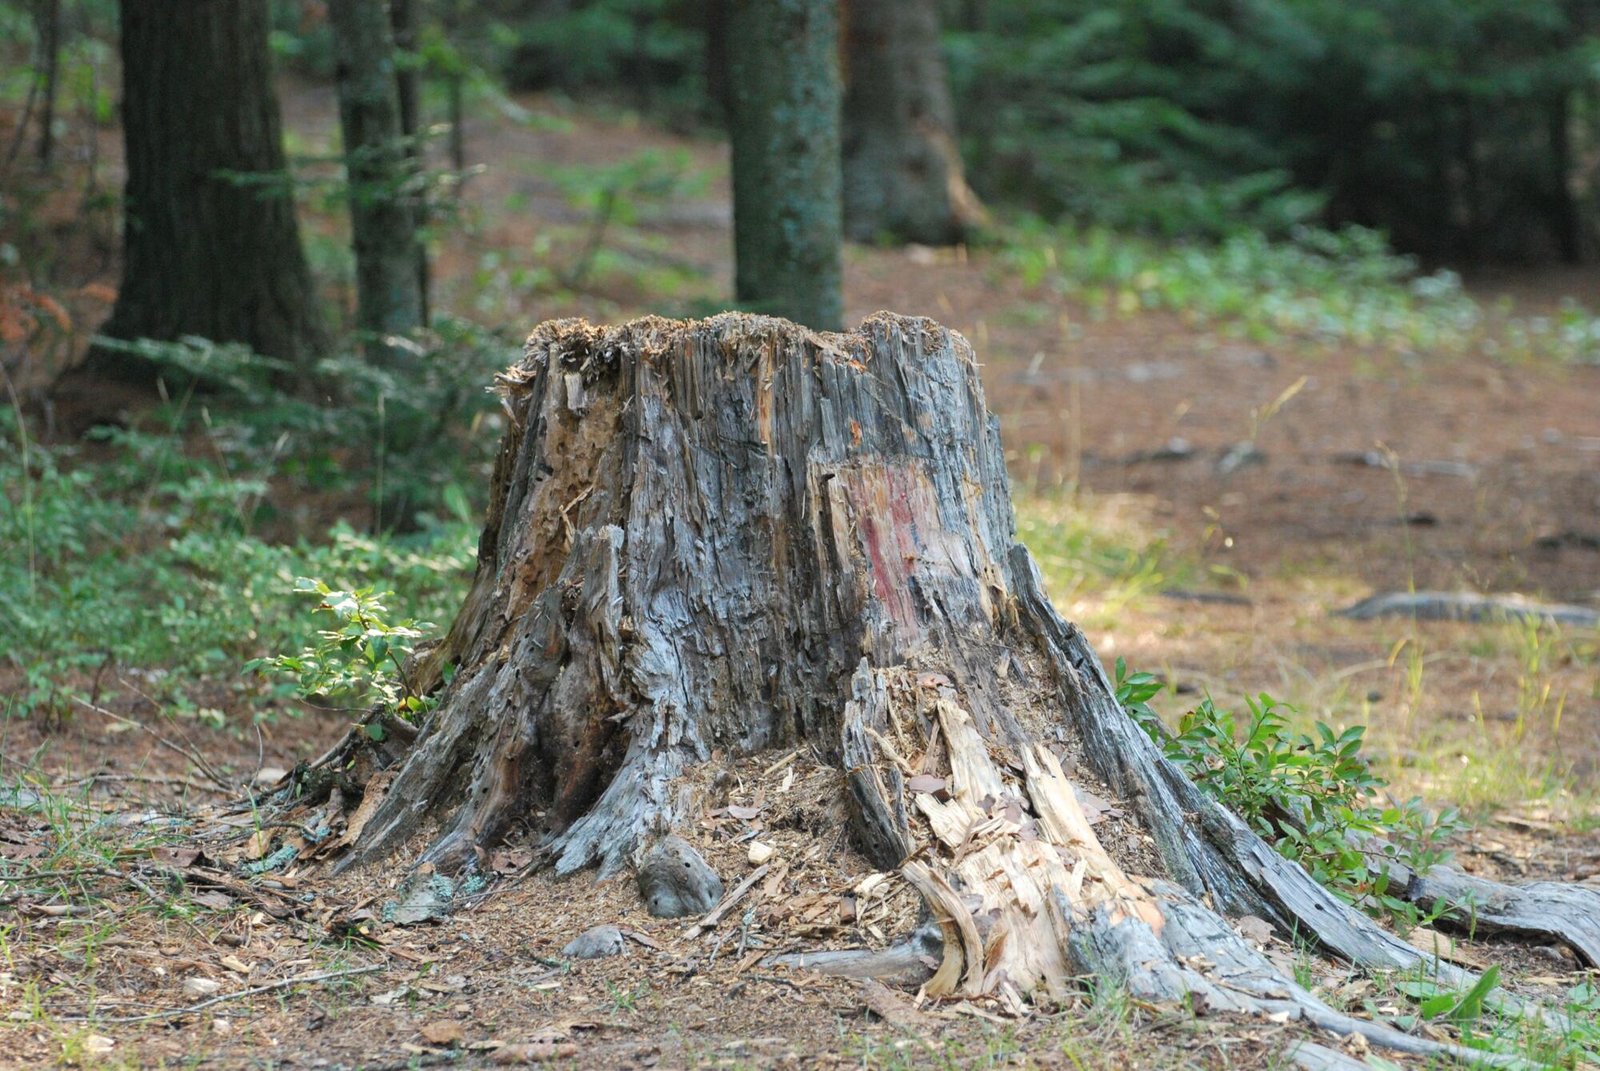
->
[2,80,1599,1069]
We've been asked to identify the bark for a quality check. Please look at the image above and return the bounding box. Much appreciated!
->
[1547,92,1582,265]
[388,0,431,323]
[329,0,425,364]
[308,313,1595,1064]
[726,0,843,331]
[441,0,466,173]
[90,0,326,377]
[35,0,60,167]
[841,0,986,244]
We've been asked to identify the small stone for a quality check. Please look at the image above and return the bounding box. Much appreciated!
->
[183,976,222,998]
[637,835,723,918]
[747,841,775,866]
[562,924,625,960]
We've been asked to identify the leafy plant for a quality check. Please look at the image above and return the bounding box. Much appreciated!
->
[1116,659,1462,921]
[0,401,475,722]
[245,579,441,720]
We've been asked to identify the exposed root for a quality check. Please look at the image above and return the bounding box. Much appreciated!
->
[841,658,1570,1066]
[1400,866,1600,968]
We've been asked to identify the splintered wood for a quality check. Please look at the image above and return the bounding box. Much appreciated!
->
[847,665,1159,1003]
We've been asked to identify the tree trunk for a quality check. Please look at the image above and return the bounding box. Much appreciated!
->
[387,0,431,323]
[35,0,60,167]
[329,0,425,364]
[726,0,843,331]
[1547,91,1582,265]
[304,314,1598,1065]
[841,0,986,244]
[89,0,326,378]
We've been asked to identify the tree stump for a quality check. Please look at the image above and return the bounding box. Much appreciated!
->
[311,313,1596,1065]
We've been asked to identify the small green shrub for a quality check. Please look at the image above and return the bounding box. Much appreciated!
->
[0,356,479,722]
[245,578,444,719]
[1116,659,1462,922]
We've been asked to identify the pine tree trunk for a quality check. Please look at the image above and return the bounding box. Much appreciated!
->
[35,0,60,167]
[387,0,431,322]
[329,0,424,364]
[841,0,986,244]
[726,0,843,331]
[305,314,1599,1065]
[90,0,326,377]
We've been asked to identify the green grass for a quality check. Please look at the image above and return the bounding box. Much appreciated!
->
[0,366,480,724]
[1013,491,1186,623]
[998,216,1600,364]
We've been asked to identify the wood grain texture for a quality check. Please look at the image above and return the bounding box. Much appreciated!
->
[318,313,1593,1064]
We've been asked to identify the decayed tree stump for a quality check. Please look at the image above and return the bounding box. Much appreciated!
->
[313,313,1596,1065]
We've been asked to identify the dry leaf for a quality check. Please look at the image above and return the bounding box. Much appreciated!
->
[492,1041,579,1064]
[421,1020,466,1046]
[219,955,252,975]
[243,829,271,861]
[154,846,201,867]
[1235,915,1275,946]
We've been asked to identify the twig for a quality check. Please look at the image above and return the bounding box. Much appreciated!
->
[685,863,769,939]
[99,866,178,913]
[761,749,802,777]
[71,697,235,793]
[68,772,221,794]
[55,964,384,1023]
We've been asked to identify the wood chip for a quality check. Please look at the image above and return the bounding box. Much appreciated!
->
[421,1020,465,1046]
[491,1041,579,1064]
[857,978,927,1029]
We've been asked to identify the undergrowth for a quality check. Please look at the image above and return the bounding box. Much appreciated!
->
[1115,659,1463,925]
[0,327,504,723]
[1001,217,1600,364]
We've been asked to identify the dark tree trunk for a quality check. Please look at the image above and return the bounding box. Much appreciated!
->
[299,314,1599,1066]
[329,0,425,363]
[726,0,843,331]
[89,0,326,378]
[441,0,466,174]
[842,0,985,244]
[388,0,431,323]
[702,0,730,125]
[1547,91,1582,265]
[35,0,60,167]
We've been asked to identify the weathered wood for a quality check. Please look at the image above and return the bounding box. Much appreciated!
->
[638,835,724,919]
[312,313,1595,1065]
[1339,591,1600,627]
[1400,866,1600,966]
[765,920,940,985]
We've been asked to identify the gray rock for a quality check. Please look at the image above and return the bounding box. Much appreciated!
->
[562,924,625,959]
[1216,441,1266,476]
[637,834,723,918]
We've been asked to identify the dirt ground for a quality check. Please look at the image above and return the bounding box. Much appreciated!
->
[2,80,1599,1069]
